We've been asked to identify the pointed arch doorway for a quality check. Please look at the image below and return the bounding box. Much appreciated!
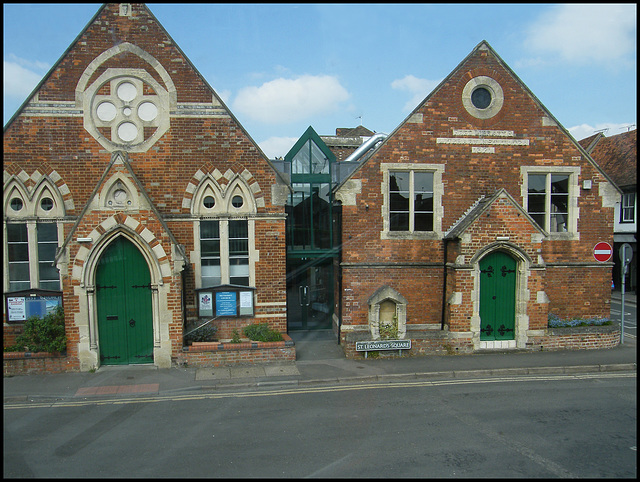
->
[479,251,517,341]
[96,236,154,365]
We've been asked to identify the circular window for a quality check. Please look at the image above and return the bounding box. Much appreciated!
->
[462,76,504,119]
[113,189,128,203]
[117,81,137,102]
[117,122,139,142]
[203,196,215,209]
[96,101,117,122]
[10,198,23,211]
[471,87,492,110]
[232,195,244,208]
[138,102,158,122]
[40,197,54,211]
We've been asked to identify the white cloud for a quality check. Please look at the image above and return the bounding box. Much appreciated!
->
[258,136,299,160]
[568,122,636,141]
[215,89,232,105]
[3,59,47,99]
[523,4,636,65]
[232,75,350,124]
[391,75,442,111]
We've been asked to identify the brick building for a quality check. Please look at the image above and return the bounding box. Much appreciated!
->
[4,5,622,372]
[579,129,636,293]
[332,41,621,356]
[3,4,289,371]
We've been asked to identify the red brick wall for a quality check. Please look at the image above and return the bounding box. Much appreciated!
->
[338,43,614,335]
[3,4,287,366]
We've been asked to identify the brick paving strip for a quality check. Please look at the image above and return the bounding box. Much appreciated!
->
[74,384,159,397]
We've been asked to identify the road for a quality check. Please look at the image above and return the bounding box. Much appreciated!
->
[4,372,636,478]
[611,297,637,341]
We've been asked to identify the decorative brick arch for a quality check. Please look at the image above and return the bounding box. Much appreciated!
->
[182,166,265,214]
[4,169,74,214]
[71,214,173,369]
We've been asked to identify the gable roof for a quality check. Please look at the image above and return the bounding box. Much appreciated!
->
[335,126,375,137]
[54,150,189,266]
[284,125,336,165]
[3,4,288,185]
[579,129,637,190]
[444,188,547,240]
[335,40,622,194]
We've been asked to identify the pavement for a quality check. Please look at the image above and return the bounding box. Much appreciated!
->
[4,291,636,405]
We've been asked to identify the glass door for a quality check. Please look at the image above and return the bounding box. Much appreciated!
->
[287,257,334,330]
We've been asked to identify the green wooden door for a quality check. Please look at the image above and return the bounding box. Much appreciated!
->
[96,237,153,365]
[479,251,516,341]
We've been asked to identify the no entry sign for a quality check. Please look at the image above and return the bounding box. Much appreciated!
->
[593,242,613,262]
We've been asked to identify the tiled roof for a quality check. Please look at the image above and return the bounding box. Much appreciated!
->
[444,189,546,239]
[579,129,637,189]
[321,126,375,161]
[335,126,374,137]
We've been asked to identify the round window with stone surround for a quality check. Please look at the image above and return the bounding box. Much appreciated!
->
[462,76,504,119]
[83,68,169,153]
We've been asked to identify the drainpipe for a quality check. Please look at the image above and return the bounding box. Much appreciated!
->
[441,239,448,330]
[342,133,388,164]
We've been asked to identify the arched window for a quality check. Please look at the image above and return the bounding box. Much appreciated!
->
[192,174,256,288]
[4,178,65,292]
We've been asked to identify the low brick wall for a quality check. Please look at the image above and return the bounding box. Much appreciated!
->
[526,323,621,351]
[341,329,475,358]
[340,324,621,358]
[3,352,77,376]
[174,334,296,367]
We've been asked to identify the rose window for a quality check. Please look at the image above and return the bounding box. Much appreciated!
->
[93,78,161,145]
[83,69,170,152]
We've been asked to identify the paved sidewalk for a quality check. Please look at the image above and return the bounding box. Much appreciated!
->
[4,328,636,405]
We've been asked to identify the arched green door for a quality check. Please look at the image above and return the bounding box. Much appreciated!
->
[479,251,516,341]
[96,237,153,365]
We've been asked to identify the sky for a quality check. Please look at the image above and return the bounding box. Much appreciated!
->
[3,3,637,159]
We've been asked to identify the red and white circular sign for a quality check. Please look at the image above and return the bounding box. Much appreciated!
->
[593,242,613,262]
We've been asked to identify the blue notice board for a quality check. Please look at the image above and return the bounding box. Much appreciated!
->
[215,291,237,317]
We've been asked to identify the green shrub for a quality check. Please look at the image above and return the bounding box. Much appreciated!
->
[230,329,242,343]
[13,306,66,353]
[242,323,283,342]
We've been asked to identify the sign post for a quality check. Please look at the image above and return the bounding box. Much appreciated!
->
[619,243,633,344]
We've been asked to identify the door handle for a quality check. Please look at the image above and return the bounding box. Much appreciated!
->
[129,318,136,328]
[299,286,310,306]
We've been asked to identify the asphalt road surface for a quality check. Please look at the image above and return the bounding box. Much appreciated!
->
[4,372,636,478]
[611,298,637,341]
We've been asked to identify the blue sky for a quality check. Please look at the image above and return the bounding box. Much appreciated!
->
[3,3,637,159]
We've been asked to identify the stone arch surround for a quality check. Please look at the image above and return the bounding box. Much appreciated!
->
[71,214,174,370]
[469,242,537,350]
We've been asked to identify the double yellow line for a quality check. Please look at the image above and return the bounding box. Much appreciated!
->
[4,371,635,410]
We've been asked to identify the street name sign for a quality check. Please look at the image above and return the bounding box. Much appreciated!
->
[356,340,411,356]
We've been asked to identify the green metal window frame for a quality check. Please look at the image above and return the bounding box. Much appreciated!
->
[285,126,337,253]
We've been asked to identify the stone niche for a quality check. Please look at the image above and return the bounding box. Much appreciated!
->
[367,286,407,340]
